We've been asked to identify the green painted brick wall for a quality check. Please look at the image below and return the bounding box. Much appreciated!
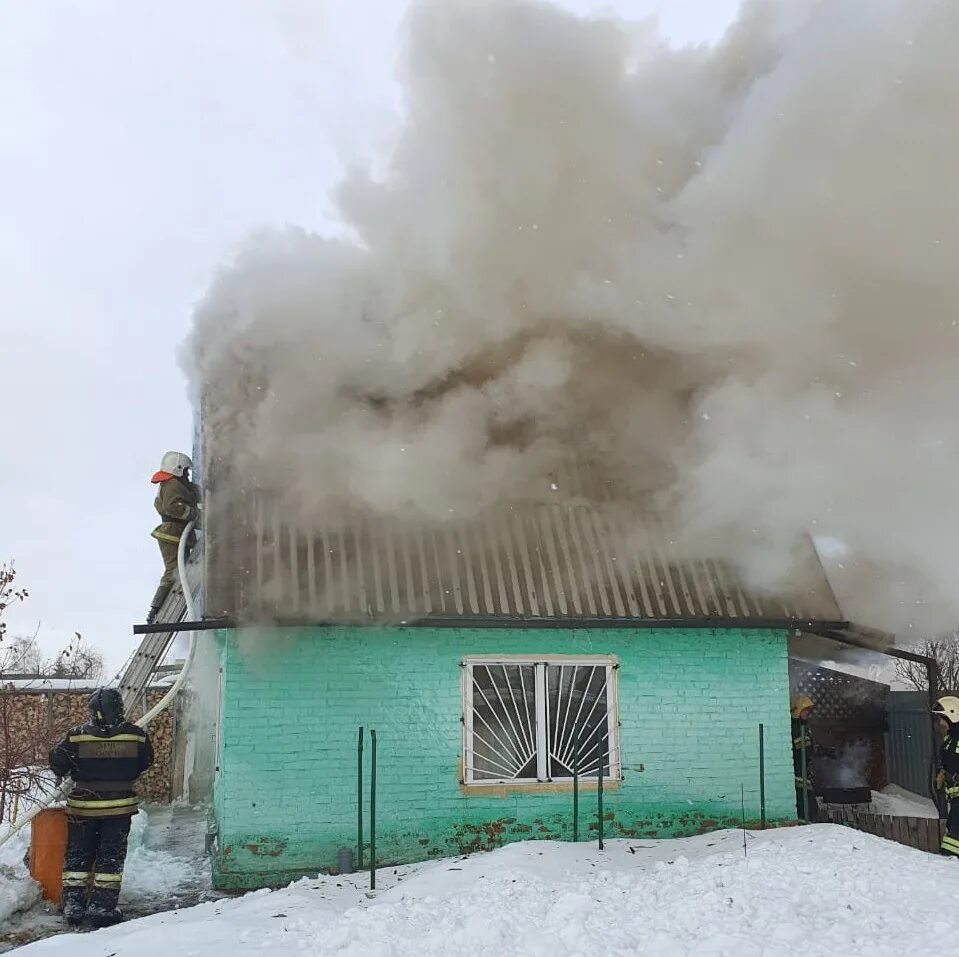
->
[212,626,795,888]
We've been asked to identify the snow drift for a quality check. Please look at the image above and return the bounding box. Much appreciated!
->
[185,0,959,634]
[14,828,959,955]
[0,825,39,927]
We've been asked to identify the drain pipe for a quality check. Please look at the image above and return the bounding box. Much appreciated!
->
[0,522,199,848]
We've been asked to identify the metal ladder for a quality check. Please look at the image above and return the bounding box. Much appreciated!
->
[117,545,202,714]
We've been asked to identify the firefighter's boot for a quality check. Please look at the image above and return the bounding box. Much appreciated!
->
[147,583,172,622]
[61,888,87,927]
[88,885,123,928]
[87,903,123,928]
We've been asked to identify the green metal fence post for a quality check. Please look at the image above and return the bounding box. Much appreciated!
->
[572,728,580,842]
[370,729,377,890]
[597,726,605,851]
[800,728,810,823]
[357,726,364,869]
[759,723,766,829]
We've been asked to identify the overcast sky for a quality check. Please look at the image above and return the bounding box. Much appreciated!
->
[0,0,742,674]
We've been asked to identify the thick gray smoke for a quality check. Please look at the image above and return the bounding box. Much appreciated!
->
[185,0,959,635]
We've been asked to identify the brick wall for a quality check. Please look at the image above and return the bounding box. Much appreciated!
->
[213,626,795,888]
[0,686,176,811]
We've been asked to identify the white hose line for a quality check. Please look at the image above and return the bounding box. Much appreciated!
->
[0,780,71,846]
[0,521,199,847]
[140,519,198,728]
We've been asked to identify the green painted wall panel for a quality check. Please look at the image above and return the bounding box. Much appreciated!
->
[212,627,794,888]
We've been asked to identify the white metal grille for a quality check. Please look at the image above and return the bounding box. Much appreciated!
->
[546,664,610,778]
[468,663,538,781]
[463,658,619,785]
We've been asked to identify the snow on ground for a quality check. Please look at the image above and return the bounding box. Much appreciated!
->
[13,825,959,957]
[0,835,40,927]
[0,824,40,926]
[0,874,37,931]
[0,784,46,929]
[869,784,939,819]
[0,771,207,915]
[0,768,64,928]
[0,804,211,948]
[121,808,210,902]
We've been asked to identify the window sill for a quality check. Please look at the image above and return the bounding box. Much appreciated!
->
[460,779,622,797]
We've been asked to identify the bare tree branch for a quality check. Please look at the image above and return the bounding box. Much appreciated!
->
[0,562,28,646]
[894,630,959,692]
[47,633,104,682]
[0,564,106,822]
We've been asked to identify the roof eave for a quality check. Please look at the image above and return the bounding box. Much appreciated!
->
[133,614,850,633]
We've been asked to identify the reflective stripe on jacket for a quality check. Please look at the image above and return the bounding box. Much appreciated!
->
[151,521,186,544]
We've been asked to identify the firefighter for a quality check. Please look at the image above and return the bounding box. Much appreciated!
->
[791,693,840,822]
[932,695,959,856]
[147,451,200,623]
[49,688,154,927]
[791,694,817,821]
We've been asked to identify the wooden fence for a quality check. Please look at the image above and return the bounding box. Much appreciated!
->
[822,806,945,854]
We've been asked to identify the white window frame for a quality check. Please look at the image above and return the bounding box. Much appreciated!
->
[462,655,620,786]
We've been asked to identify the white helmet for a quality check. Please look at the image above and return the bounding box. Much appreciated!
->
[933,696,959,724]
[160,451,193,477]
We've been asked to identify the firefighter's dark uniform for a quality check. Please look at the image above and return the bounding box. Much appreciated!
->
[792,716,819,822]
[49,716,154,923]
[939,723,959,856]
[149,472,200,617]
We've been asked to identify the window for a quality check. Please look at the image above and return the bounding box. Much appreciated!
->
[462,657,620,785]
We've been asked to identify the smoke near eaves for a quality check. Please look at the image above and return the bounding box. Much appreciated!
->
[184,0,959,635]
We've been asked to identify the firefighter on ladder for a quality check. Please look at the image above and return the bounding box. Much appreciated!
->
[147,451,200,623]
[933,696,959,856]
[49,688,154,927]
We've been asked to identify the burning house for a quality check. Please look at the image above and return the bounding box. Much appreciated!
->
[159,0,959,889]
[166,457,868,890]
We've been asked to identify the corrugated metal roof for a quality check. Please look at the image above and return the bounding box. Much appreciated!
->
[244,495,843,625]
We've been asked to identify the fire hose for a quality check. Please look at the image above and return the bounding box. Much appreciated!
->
[0,520,198,848]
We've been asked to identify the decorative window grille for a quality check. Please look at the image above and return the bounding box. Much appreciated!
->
[462,658,619,785]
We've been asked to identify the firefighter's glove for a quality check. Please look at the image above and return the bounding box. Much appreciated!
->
[936,769,946,791]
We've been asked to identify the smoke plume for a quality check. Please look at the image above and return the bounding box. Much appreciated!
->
[185,0,959,635]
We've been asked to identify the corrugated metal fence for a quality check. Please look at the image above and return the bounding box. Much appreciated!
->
[886,691,934,798]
